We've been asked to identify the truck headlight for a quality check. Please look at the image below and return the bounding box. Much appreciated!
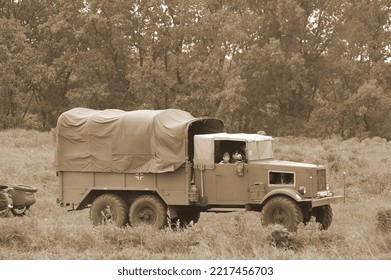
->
[298,186,306,195]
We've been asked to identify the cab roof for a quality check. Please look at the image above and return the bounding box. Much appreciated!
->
[194,132,273,142]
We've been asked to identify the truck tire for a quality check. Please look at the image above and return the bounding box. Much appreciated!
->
[311,205,333,230]
[261,196,303,231]
[0,193,10,217]
[89,194,128,226]
[11,205,30,216]
[129,195,167,229]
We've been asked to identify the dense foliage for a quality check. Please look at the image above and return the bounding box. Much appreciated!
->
[1,0,390,138]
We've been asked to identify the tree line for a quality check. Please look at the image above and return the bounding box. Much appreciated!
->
[1,0,390,139]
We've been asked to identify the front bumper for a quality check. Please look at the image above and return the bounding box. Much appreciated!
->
[310,195,345,207]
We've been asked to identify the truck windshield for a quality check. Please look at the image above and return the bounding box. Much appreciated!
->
[247,140,274,161]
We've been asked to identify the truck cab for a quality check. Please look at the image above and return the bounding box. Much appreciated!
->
[193,133,274,205]
[191,133,344,230]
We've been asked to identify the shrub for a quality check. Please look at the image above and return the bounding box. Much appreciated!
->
[375,208,391,233]
[359,173,391,196]
[0,217,38,252]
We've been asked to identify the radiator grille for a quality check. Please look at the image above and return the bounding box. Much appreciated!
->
[317,169,327,191]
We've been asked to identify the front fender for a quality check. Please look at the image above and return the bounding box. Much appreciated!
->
[260,188,304,205]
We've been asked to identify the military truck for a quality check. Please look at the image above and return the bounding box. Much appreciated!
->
[55,108,344,230]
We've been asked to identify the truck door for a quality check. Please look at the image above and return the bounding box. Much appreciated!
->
[215,163,249,203]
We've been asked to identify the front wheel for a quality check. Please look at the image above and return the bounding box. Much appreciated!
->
[129,195,167,229]
[311,205,333,230]
[90,194,128,226]
[261,196,303,231]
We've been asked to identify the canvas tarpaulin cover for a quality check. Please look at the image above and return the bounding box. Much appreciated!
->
[54,108,195,173]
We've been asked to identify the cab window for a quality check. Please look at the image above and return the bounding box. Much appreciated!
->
[269,171,295,185]
[214,140,246,163]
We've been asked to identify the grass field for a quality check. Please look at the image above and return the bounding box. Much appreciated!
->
[0,130,390,260]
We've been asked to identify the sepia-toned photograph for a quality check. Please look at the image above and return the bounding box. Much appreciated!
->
[0,0,390,276]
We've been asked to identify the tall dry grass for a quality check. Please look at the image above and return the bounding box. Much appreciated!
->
[0,130,390,259]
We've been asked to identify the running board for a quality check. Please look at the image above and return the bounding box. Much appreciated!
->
[206,208,246,213]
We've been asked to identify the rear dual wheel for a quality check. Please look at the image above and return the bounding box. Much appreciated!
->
[129,195,167,229]
[90,194,128,226]
[90,194,168,229]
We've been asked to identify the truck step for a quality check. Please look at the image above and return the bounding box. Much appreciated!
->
[206,208,246,213]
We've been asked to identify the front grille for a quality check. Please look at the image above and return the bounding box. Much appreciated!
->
[317,169,327,191]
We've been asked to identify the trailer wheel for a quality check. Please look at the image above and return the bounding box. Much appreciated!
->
[261,196,303,231]
[0,193,10,218]
[311,205,333,230]
[129,195,167,229]
[90,194,128,226]
[11,205,30,216]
